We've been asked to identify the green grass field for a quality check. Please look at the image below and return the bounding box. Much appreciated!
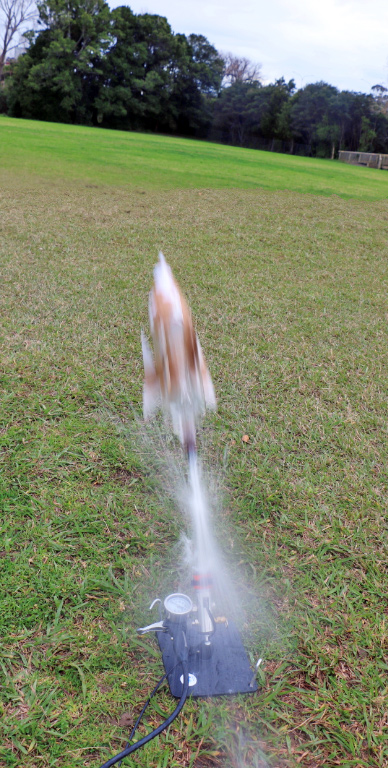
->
[2,115,388,199]
[1,116,388,768]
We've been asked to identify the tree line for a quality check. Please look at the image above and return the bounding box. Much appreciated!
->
[2,0,388,158]
[213,79,388,158]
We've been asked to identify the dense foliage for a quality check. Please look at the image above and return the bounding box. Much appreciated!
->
[4,0,224,134]
[211,79,388,157]
[2,0,388,156]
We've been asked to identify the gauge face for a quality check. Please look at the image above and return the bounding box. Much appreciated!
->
[164,593,192,616]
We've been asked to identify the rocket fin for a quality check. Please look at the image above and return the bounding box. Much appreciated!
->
[141,330,160,419]
[196,335,217,410]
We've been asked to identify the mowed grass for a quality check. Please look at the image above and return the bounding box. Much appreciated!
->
[1,118,388,768]
[2,115,388,200]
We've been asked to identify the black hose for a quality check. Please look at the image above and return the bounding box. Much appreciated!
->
[98,639,189,768]
[116,669,170,768]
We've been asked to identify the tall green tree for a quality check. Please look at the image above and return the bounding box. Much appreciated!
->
[168,33,223,135]
[94,8,176,130]
[213,77,295,149]
[93,5,144,127]
[212,80,262,145]
[8,0,111,122]
[289,82,340,155]
[95,12,223,134]
[248,77,295,147]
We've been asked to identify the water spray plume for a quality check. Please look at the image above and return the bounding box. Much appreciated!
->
[141,252,216,455]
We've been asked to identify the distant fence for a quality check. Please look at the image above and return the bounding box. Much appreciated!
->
[338,150,388,169]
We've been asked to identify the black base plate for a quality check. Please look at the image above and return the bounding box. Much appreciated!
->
[157,620,257,698]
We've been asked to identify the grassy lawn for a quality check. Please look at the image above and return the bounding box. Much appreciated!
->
[2,115,388,199]
[1,118,388,768]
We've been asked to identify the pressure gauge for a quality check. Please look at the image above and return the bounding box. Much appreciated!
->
[164,593,192,618]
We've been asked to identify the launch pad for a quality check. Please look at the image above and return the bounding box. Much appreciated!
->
[157,618,257,698]
[138,592,258,699]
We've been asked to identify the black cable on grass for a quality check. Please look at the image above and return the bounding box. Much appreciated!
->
[98,634,189,768]
[98,662,189,768]
[117,669,170,768]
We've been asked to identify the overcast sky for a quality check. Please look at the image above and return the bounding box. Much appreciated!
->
[108,0,388,93]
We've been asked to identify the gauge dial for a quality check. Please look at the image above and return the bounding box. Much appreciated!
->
[164,593,192,617]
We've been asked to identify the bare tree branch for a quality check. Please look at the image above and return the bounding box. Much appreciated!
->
[0,0,37,79]
[221,52,262,87]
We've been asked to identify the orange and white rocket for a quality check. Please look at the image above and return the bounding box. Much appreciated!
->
[141,253,216,453]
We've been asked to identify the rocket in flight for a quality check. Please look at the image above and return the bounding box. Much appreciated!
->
[141,252,216,454]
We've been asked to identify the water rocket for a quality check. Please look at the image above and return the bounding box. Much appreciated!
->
[141,252,216,455]
[138,253,259,698]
